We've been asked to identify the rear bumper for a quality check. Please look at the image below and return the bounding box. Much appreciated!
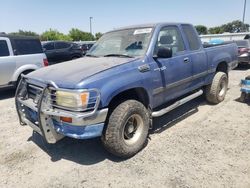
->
[238,53,250,64]
[15,77,108,143]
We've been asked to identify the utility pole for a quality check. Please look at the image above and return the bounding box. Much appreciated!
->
[242,0,247,31]
[89,17,93,35]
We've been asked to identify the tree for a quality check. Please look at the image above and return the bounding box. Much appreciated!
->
[9,29,39,36]
[69,28,95,41]
[208,26,224,34]
[40,29,72,41]
[221,20,249,33]
[195,25,208,35]
[208,20,249,34]
[95,32,103,40]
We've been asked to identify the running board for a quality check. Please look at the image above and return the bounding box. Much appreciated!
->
[152,90,203,117]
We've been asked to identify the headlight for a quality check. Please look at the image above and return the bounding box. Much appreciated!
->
[56,90,90,110]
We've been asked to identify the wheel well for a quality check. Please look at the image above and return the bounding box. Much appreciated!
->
[108,88,150,109]
[216,62,228,75]
[16,69,34,83]
[71,54,81,59]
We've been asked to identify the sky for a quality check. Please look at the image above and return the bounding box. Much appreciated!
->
[0,0,249,34]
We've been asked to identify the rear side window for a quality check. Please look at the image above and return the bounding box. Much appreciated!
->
[182,25,201,51]
[43,42,55,50]
[14,39,43,55]
[55,42,71,49]
[0,40,10,57]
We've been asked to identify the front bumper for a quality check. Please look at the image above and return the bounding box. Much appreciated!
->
[15,77,108,143]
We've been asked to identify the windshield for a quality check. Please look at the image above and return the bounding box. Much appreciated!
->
[87,28,153,57]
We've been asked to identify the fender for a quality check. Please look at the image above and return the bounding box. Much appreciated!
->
[84,64,151,108]
[101,83,150,108]
[210,51,231,70]
[11,64,40,82]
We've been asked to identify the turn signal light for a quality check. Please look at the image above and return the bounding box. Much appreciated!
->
[60,116,72,123]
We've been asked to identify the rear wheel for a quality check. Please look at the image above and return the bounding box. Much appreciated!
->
[205,72,228,104]
[102,100,150,158]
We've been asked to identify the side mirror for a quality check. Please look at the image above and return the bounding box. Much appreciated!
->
[42,48,47,52]
[156,47,172,58]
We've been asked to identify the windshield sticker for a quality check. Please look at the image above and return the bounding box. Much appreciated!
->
[134,28,152,35]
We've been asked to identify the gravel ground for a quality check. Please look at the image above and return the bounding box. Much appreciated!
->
[0,68,249,188]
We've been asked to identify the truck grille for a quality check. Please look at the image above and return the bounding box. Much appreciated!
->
[27,84,43,104]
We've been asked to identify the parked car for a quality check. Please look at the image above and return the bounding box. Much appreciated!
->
[0,34,48,90]
[75,41,95,55]
[234,40,250,65]
[16,23,238,158]
[42,41,83,64]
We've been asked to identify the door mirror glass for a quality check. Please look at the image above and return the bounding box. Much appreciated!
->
[157,47,172,58]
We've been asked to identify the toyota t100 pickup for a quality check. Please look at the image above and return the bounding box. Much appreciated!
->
[16,23,238,158]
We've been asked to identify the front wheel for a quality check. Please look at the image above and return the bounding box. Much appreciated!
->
[205,72,228,104]
[102,100,150,158]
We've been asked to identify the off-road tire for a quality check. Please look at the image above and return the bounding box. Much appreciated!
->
[205,72,228,104]
[102,100,150,158]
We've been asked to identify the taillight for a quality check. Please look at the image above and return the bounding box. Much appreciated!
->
[43,58,49,66]
[239,48,250,53]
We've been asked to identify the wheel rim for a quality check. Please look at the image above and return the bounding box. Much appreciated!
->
[122,114,144,145]
[218,77,227,97]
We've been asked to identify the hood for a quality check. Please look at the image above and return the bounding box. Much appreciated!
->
[27,56,137,88]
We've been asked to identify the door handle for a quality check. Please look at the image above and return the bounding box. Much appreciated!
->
[184,57,190,63]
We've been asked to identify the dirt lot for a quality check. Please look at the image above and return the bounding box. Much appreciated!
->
[0,68,249,188]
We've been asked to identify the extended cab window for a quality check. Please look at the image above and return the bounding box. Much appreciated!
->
[55,42,71,49]
[154,26,185,56]
[14,39,43,55]
[0,40,10,57]
[182,25,201,51]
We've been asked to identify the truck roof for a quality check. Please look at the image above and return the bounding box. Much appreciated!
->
[0,34,40,40]
[112,22,191,32]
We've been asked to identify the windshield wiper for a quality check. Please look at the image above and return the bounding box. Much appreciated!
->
[85,54,99,57]
[104,54,134,58]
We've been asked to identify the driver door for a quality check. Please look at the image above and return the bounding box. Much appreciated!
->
[153,26,193,102]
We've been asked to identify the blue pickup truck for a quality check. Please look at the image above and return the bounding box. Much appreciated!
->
[16,23,238,158]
